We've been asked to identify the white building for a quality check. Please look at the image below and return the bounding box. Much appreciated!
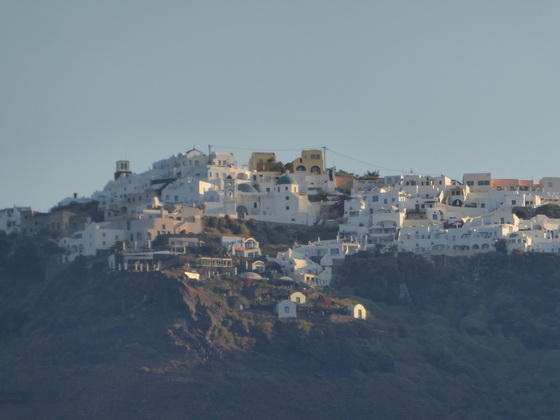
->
[220,236,261,258]
[276,299,297,318]
[348,304,367,320]
[129,200,202,248]
[0,206,31,234]
[60,221,127,261]
[234,174,320,226]
[290,292,306,304]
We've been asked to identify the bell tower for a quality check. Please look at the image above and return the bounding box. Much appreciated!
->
[224,175,236,215]
[114,160,132,180]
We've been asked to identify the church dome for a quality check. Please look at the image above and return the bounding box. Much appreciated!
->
[276,174,297,185]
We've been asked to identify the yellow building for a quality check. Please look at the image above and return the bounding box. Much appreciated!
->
[288,149,324,175]
[248,152,277,172]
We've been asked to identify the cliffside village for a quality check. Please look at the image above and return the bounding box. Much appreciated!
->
[3,147,560,317]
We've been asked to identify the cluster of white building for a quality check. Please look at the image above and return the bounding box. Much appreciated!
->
[91,148,334,227]
[268,237,361,287]
[59,198,203,262]
[55,147,333,262]
[275,292,366,320]
[338,173,560,256]
[4,146,560,272]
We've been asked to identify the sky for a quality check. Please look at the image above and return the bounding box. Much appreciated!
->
[2,0,560,212]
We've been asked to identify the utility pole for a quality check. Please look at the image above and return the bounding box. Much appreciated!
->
[323,146,327,173]
[208,144,212,164]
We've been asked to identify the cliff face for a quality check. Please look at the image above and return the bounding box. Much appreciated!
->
[3,235,560,419]
[0,238,417,419]
[0,259,249,364]
[0,236,254,418]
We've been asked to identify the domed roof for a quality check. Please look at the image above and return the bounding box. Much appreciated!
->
[238,183,256,193]
[276,174,296,185]
[185,147,203,157]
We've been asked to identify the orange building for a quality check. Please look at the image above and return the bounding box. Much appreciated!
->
[491,179,536,191]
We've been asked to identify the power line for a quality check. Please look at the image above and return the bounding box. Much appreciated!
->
[210,144,313,152]
[325,147,403,173]
[210,143,405,174]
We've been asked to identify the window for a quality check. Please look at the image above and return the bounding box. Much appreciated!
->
[286,196,290,200]
[284,306,290,313]
[372,196,379,202]
[286,206,290,210]
[466,181,474,186]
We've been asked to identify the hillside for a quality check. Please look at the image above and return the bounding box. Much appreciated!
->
[1,233,560,418]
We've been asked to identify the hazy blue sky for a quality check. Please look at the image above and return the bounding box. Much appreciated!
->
[2,1,560,211]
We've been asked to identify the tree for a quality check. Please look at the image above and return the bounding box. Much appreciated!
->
[358,170,380,179]
[494,239,509,254]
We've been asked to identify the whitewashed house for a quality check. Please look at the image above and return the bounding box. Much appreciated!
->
[0,206,31,234]
[348,304,367,320]
[129,202,202,248]
[276,299,297,318]
[290,292,306,304]
[236,174,320,226]
[220,236,261,258]
[60,221,127,261]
